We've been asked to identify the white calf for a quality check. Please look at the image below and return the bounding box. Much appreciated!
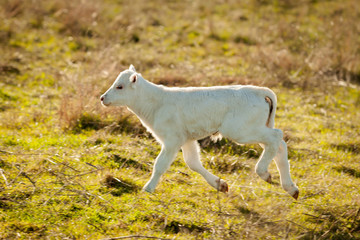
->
[100,65,299,199]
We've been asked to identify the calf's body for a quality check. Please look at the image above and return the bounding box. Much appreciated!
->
[101,65,299,199]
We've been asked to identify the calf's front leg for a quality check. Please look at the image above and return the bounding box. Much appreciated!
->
[182,140,228,192]
[143,143,180,193]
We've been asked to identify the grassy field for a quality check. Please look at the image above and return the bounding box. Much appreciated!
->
[1,0,360,239]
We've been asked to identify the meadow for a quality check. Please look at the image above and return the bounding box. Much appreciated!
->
[0,0,359,239]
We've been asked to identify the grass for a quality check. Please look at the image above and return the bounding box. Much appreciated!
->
[0,0,360,239]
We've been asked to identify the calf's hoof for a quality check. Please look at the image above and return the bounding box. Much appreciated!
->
[216,179,229,193]
[142,183,155,193]
[292,190,299,200]
[256,169,272,184]
[142,187,153,193]
[283,184,299,200]
[266,174,272,184]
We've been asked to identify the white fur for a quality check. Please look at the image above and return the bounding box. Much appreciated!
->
[101,65,299,198]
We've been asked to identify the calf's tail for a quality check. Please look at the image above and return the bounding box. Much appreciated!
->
[264,89,277,128]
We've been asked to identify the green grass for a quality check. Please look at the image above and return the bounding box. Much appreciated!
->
[1,0,360,239]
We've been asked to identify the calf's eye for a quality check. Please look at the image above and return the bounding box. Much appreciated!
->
[116,85,123,90]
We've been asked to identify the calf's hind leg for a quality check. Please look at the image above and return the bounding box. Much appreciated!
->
[274,140,299,199]
[254,128,283,184]
[226,127,281,184]
[182,140,228,192]
[256,130,299,199]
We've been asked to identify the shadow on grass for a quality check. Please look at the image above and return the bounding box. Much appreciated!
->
[110,154,150,172]
[301,206,360,240]
[204,157,251,174]
[199,136,261,158]
[164,220,210,234]
[333,165,360,178]
[331,142,360,154]
[100,175,139,197]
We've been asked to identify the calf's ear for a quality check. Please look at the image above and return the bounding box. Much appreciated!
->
[129,73,138,88]
[129,64,136,72]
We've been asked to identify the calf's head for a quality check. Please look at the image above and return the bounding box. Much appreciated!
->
[100,65,139,107]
